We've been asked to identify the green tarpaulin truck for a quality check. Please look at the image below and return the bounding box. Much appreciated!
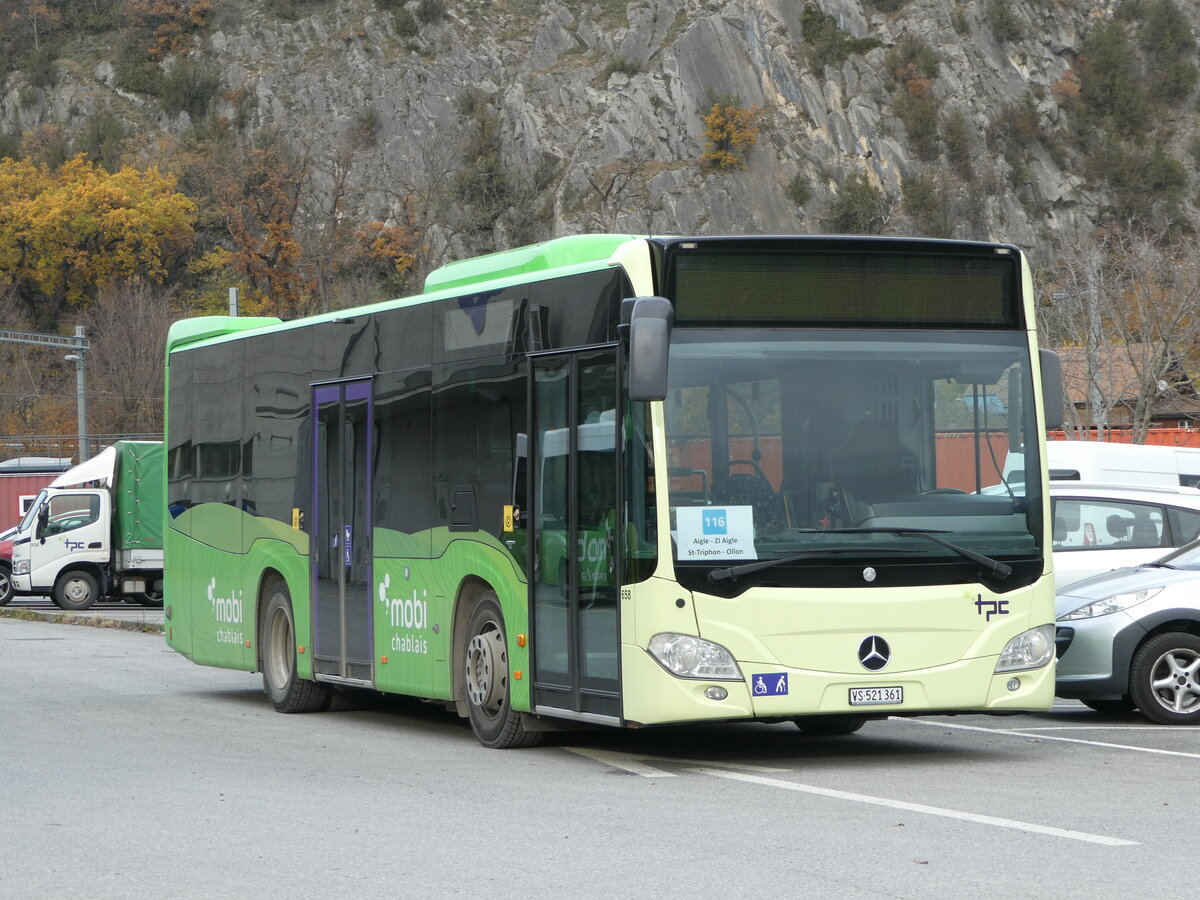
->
[5,441,163,610]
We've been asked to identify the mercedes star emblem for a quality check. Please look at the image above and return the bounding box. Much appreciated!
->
[858,635,891,671]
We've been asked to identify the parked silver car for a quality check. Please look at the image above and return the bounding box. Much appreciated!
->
[1056,539,1200,724]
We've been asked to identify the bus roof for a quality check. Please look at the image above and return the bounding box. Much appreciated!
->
[166,233,643,355]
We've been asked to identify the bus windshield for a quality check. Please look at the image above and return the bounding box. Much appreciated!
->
[661,328,1043,581]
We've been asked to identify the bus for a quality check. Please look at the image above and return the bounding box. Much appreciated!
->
[163,234,1063,748]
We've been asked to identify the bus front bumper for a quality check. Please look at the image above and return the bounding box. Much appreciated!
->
[620,644,1055,726]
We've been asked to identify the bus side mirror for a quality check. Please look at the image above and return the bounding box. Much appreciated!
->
[626,296,674,402]
[1039,349,1064,431]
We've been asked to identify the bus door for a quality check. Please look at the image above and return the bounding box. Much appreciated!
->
[312,380,374,683]
[529,348,621,722]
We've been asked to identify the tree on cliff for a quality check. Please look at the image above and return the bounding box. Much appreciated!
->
[0,154,197,329]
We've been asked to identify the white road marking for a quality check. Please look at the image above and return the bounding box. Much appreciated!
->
[563,747,789,777]
[689,767,1139,847]
[567,747,1136,846]
[904,717,1200,759]
[1019,725,1178,732]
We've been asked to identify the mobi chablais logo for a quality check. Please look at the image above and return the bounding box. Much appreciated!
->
[379,572,430,655]
[208,577,244,646]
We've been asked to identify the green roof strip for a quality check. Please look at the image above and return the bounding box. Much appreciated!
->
[422,233,637,293]
[165,315,283,354]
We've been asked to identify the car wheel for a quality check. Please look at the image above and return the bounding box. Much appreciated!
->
[54,570,100,611]
[1129,632,1200,725]
[261,582,331,713]
[0,565,13,606]
[463,592,542,749]
[1080,697,1136,714]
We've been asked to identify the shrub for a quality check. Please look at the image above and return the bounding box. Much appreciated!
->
[25,45,58,90]
[0,131,19,161]
[77,111,126,173]
[602,56,643,79]
[160,55,222,119]
[391,8,418,37]
[1078,19,1145,134]
[951,5,968,35]
[941,108,973,179]
[895,88,940,161]
[1139,0,1197,103]
[800,5,881,70]
[415,0,447,24]
[885,36,940,83]
[1087,140,1188,225]
[985,0,1024,42]
[785,173,812,207]
[903,173,951,238]
[823,172,889,234]
[114,37,164,96]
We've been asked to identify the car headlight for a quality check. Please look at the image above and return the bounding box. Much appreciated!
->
[13,560,29,575]
[995,624,1055,673]
[1058,587,1163,621]
[648,633,742,680]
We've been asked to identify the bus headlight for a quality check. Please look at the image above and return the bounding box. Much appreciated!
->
[648,633,742,680]
[14,560,29,575]
[995,624,1055,673]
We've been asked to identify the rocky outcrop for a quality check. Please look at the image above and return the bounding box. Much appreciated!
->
[2,0,1194,268]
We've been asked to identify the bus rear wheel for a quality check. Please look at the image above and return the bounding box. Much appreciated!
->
[54,570,100,610]
[463,593,541,749]
[262,582,330,713]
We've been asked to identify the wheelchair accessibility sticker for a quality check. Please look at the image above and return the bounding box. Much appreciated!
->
[753,673,789,696]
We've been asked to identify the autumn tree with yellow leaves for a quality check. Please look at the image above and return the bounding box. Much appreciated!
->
[0,154,197,328]
[699,101,761,171]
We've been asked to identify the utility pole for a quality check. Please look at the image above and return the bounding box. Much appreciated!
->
[0,326,90,460]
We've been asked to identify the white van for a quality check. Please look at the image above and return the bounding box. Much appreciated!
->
[1002,440,1200,489]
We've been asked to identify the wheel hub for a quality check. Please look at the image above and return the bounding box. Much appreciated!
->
[1151,649,1200,714]
[466,626,507,715]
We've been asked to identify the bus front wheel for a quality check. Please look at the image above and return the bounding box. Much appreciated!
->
[262,582,330,713]
[463,593,541,749]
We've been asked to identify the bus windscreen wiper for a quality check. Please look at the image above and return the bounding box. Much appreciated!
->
[707,527,1011,585]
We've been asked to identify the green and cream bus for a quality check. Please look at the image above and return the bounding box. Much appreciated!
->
[164,234,1062,747]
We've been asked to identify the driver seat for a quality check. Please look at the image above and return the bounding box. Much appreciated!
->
[719,464,786,533]
[834,417,919,504]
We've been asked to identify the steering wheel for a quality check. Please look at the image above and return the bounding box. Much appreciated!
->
[727,459,771,482]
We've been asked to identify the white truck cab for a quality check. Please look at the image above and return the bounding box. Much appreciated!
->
[9,442,163,610]
[15,489,109,605]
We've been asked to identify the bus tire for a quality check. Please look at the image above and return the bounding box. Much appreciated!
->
[262,582,330,714]
[463,593,542,749]
[54,570,100,611]
[0,565,13,606]
[794,716,867,736]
